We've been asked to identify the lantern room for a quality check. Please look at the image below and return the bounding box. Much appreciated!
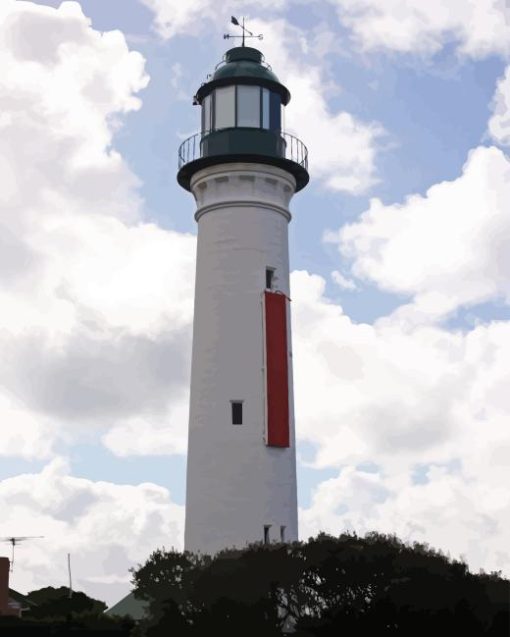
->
[177,46,309,192]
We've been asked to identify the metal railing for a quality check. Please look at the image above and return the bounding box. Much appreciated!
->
[282,132,308,170]
[178,130,308,172]
[178,133,201,169]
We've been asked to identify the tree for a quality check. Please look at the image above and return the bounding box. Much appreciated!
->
[293,533,509,635]
[130,548,209,636]
[25,586,107,621]
[130,533,510,636]
[188,543,301,636]
[4,586,133,635]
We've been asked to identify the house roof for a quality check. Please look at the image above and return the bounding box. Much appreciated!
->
[105,592,149,621]
[8,589,37,608]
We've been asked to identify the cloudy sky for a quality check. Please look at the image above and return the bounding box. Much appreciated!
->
[1,0,509,607]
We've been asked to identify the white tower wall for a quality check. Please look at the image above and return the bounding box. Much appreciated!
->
[185,162,298,555]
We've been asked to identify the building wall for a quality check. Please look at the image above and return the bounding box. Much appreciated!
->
[0,557,21,617]
[0,557,8,615]
[185,162,298,555]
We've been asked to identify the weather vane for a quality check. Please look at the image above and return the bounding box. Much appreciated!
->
[224,16,263,47]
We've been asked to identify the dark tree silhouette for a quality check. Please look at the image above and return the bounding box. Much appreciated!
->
[130,533,510,636]
[130,548,208,636]
[24,586,107,620]
[188,543,302,636]
[294,533,509,635]
[1,586,133,636]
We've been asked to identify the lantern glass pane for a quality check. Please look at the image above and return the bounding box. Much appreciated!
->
[214,86,235,129]
[237,85,261,127]
[202,95,211,133]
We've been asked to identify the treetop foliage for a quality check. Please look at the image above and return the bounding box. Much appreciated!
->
[25,585,107,620]
[130,532,509,636]
[1,586,134,635]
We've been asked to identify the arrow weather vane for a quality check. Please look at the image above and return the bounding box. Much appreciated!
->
[224,16,263,47]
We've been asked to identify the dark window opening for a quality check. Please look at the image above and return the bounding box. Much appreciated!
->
[266,268,275,289]
[231,401,243,425]
[280,526,286,542]
[264,525,271,544]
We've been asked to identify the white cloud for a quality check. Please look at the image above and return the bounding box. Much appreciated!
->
[300,465,510,576]
[0,1,195,458]
[142,0,510,62]
[243,19,383,194]
[102,395,189,457]
[326,146,510,321]
[139,0,289,40]
[329,0,510,58]
[0,393,56,460]
[489,65,510,147]
[139,0,213,40]
[0,1,148,223]
[1,458,184,607]
[291,270,509,471]
[291,270,510,575]
[331,269,357,290]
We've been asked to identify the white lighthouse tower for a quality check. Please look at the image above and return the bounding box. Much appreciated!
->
[178,34,309,555]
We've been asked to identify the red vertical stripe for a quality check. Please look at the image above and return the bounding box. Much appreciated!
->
[265,291,290,447]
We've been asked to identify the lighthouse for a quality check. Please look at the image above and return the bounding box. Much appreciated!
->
[178,30,309,555]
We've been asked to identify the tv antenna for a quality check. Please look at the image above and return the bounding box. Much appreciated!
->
[1,536,44,572]
[68,553,73,599]
[224,16,263,47]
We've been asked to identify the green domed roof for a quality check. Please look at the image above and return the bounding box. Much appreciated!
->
[195,47,291,105]
[212,47,281,84]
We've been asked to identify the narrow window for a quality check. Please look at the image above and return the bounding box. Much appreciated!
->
[231,401,243,425]
[266,268,274,289]
[237,85,261,127]
[264,525,271,544]
[202,94,211,134]
[280,526,286,542]
[215,86,236,130]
